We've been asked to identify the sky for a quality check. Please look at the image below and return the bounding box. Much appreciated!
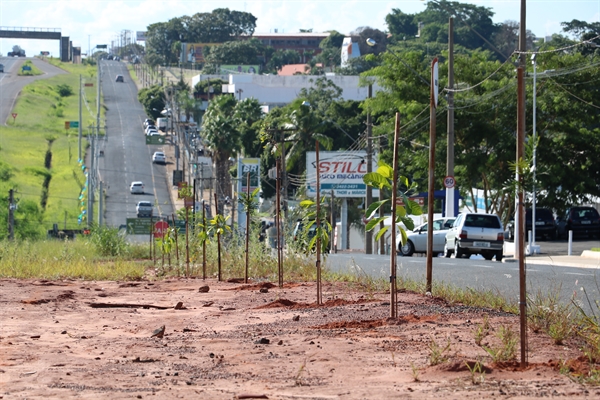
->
[0,0,599,57]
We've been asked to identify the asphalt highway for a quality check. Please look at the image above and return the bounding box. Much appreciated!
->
[97,60,174,229]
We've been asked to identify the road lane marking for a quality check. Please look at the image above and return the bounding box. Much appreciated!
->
[564,272,594,276]
[472,264,493,268]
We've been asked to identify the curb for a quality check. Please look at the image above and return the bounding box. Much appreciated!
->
[581,250,600,260]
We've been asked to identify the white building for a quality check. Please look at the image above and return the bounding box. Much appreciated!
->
[192,73,381,110]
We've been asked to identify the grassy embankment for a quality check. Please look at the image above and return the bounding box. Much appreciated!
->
[1,58,103,232]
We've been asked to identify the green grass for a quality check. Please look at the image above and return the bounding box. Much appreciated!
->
[17,60,43,76]
[0,59,102,232]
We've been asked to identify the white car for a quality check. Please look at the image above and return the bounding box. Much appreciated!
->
[130,181,144,194]
[398,217,455,256]
[152,151,166,164]
[444,213,504,261]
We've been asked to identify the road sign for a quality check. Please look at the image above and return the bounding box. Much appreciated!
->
[70,121,79,128]
[11,113,17,119]
[126,218,153,234]
[22,65,31,71]
[146,135,165,145]
[96,44,107,49]
[154,220,169,238]
[443,176,455,189]
[84,83,94,87]
[396,197,425,206]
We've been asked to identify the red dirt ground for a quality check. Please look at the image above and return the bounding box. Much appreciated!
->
[1,278,598,399]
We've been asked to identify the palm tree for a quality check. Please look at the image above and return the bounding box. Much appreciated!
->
[285,101,333,173]
[234,98,264,157]
[201,95,240,204]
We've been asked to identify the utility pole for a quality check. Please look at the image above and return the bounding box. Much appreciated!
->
[365,83,373,254]
[445,17,455,218]
[389,113,400,318]
[426,58,438,294]
[8,189,15,240]
[517,0,528,370]
[378,130,385,254]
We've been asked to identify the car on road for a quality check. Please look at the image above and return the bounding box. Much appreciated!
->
[152,151,166,164]
[0,64,4,73]
[444,212,504,261]
[143,119,154,128]
[146,130,160,136]
[115,75,124,82]
[136,201,153,218]
[397,217,455,256]
[145,125,157,134]
[506,208,556,241]
[130,181,144,194]
[556,206,600,238]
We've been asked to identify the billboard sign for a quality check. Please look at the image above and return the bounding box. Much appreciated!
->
[220,65,259,74]
[238,158,260,194]
[181,43,218,63]
[306,151,379,198]
[136,31,147,42]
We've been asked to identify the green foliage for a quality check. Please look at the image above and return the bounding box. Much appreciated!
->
[193,78,226,97]
[208,214,231,237]
[363,161,422,246]
[145,9,257,65]
[55,84,73,97]
[87,225,129,257]
[0,161,14,181]
[204,38,264,66]
[428,336,451,365]
[265,49,302,73]
[483,325,518,362]
[201,95,241,197]
[319,30,345,49]
[298,197,332,255]
[138,85,166,120]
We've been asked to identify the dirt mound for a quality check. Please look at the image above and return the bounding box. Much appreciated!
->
[256,298,298,308]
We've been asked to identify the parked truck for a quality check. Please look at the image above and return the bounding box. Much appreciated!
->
[157,117,169,132]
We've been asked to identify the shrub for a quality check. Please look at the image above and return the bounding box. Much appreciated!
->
[56,84,73,97]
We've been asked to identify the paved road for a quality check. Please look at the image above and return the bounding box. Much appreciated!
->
[324,251,600,314]
[97,60,174,229]
[0,57,66,125]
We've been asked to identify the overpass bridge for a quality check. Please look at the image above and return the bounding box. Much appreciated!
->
[0,26,71,61]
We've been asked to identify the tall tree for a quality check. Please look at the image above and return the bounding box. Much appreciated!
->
[204,38,264,66]
[234,98,264,157]
[201,95,241,200]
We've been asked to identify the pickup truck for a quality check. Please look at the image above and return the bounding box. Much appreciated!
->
[136,201,153,218]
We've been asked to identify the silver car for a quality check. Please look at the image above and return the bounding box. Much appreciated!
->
[444,212,504,261]
[397,217,455,256]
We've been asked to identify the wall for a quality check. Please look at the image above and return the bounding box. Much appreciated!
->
[192,73,381,107]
